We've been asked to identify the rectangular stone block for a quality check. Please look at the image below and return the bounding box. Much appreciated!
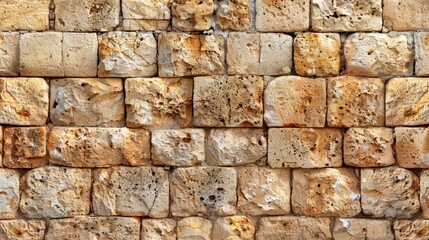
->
[172,0,213,31]
[0,0,50,31]
[213,216,255,240]
[216,0,251,30]
[141,219,176,240]
[177,217,212,240]
[421,170,429,218]
[384,0,429,31]
[394,220,429,240]
[0,32,19,76]
[122,0,170,30]
[0,169,19,219]
[63,33,98,77]
[333,219,394,240]
[395,127,429,168]
[0,220,45,240]
[415,32,429,76]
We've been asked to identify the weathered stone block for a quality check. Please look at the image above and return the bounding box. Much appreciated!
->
[122,0,170,30]
[395,127,429,168]
[0,169,19,219]
[0,32,19,76]
[333,219,394,240]
[213,216,255,240]
[63,33,98,77]
[384,0,429,31]
[0,0,50,31]
[172,0,213,31]
[415,32,429,76]
[177,217,212,240]
[141,219,176,240]
[216,0,251,30]
[394,220,429,240]
[421,170,429,218]
[0,220,45,240]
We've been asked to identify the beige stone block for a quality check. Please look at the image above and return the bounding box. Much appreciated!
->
[193,75,263,127]
[394,220,429,240]
[48,127,150,167]
[386,78,429,126]
[177,217,212,240]
[213,216,255,240]
[416,32,429,76]
[0,78,49,126]
[0,32,19,76]
[63,33,98,77]
[361,167,420,218]
[0,169,19,219]
[92,167,169,218]
[227,33,293,75]
[141,219,176,240]
[125,78,193,129]
[344,127,395,167]
[216,0,251,30]
[268,128,342,168]
[333,219,394,240]
[20,166,91,218]
[327,76,384,127]
[0,220,45,240]
[264,76,326,127]
[384,0,429,31]
[172,0,213,31]
[170,167,237,216]
[122,19,170,30]
[421,170,429,218]
[0,0,50,31]
[395,127,429,168]
[122,0,170,30]
[207,128,267,166]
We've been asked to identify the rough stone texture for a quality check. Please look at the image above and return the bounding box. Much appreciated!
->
[421,170,429,218]
[20,166,91,218]
[55,0,120,31]
[172,0,214,31]
[394,220,429,240]
[92,167,169,218]
[45,216,140,240]
[344,33,414,77]
[264,76,326,127]
[50,78,124,127]
[48,127,150,167]
[0,126,2,167]
[177,217,212,240]
[227,33,293,75]
[0,32,19,76]
[122,0,170,31]
[255,0,310,32]
[206,128,267,166]
[0,78,49,126]
[386,78,429,126]
[170,167,237,216]
[3,127,48,168]
[158,33,225,77]
[0,220,46,240]
[292,168,361,217]
[213,216,255,240]
[141,219,176,240]
[0,169,19,219]
[238,167,290,216]
[193,75,263,127]
[344,127,395,167]
[395,127,429,168]
[216,0,251,30]
[311,0,382,32]
[416,32,429,76]
[98,32,157,77]
[151,129,205,166]
[294,33,341,77]
[268,128,342,168]
[256,216,332,240]
[361,167,420,218]
[327,76,385,127]
[125,78,193,129]
[333,219,394,240]
[384,0,429,31]
[63,33,98,77]
[0,0,50,31]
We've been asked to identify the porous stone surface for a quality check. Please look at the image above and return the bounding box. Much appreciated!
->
[62,33,98,77]
[92,167,169,218]
[170,167,237,216]
[395,127,429,168]
[216,0,251,30]
[421,170,429,218]
[0,0,50,31]
[0,220,46,240]
[193,75,263,127]
[333,219,394,240]
[20,166,92,218]
[125,78,193,129]
[172,0,214,31]
[122,0,170,31]
[416,32,429,76]
[384,0,429,31]
[48,127,150,167]
[0,32,19,76]
[213,216,255,240]
[0,169,19,219]
[177,217,212,240]
[327,76,385,127]
[141,219,177,240]
[268,128,342,168]
[394,220,429,240]
[361,167,420,218]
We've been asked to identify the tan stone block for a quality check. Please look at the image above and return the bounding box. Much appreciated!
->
[122,0,170,24]
[63,33,98,77]
[172,0,213,31]
[177,217,212,240]
[395,127,429,168]
[386,78,429,126]
[0,32,19,76]
[344,127,395,167]
[416,32,429,76]
[0,169,19,219]
[125,78,193,129]
[48,127,150,167]
[268,128,342,168]
[152,129,205,166]
[20,166,91,218]
[333,219,394,240]
[255,0,309,32]
[216,0,251,30]
[264,76,326,127]
[46,216,140,240]
[141,219,176,240]
[394,220,429,240]
[92,167,169,218]
[122,19,170,30]
[421,170,429,218]
[55,0,120,31]
[344,33,414,77]
[384,0,429,31]
[158,33,225,77]
[0,220,45,240]
[170,167,237,216]
[327,76,384,127]
[361,167,420,218]
[213,216,254,240]
[0,0,50,31]
[193,75,263,127]
[0,78,49,126]
[207,128,267,166]
[98,32,157,77]
[311,0,382,32]
[227,33,293,75]
[256,216,332,240]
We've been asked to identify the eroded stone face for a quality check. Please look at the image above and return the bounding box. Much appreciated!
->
[416,32,429,76]
[333,219,394,240]
[0,220,45,240]
[384,0,429,31]
[216,0,251,30]
[0,0,50,31]
[421,170,429,218]
[177,217,212,240]
[213,216,255,240]
[141,219,176,240]
[395,127,429,168]
[0,32,19,76]
[0,169,19,219]
[394,220,429,240]
[122,0,170,30]
[172,0,214,31]
[63,33,98,77]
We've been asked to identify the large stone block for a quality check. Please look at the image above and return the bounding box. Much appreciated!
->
[172,0,214,31]
[393,220,429,240]
[122,0,170,31]
[415,32,429,76]
[395,127,429,168]
[384,0,429,31]
[216,0,251,30]
[333,219,394,240]
[177,217,212,240]
[213,216,255,240]
[0,0,50,31]
[0,169,19,219]
[421,170,429,218]
[0,32,19,76]
[0,220,45,240]
[141,219,176,240]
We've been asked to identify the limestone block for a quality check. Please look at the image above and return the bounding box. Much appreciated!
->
[394,220,429,240]
[0,78,49,125]
[264,76,326,127]
[158,33,225,77]
[361,167,420,218]
[0,220,45,240]
[386,78,429,126]
[177,217,212,240]
[151,129,205,166]
[384,0,429,31]
[0,169,19,219]
[268,128,342,168]
[193,75,263,127]
[170,167,237,216]
[63,33,98,77]
[0,32,19,76]
[125,78,193,129]
[20,166,91,218]
[48,127,150,167]
[344,127,395,167]
[92,167,169,218]
[172,0,214,31]
[213,216,255,240]
[333,219,394,240]
[216,0,251,30]
[395,127,429,168]
[0,0,50,31]
[227,33,293,75]
[421,170,429,218]
[98,32,157,77]
[416,32,429,76]
[292,168,361,217]
[122,0,170,30]
[327,76,384,127]
[141,219,176,240]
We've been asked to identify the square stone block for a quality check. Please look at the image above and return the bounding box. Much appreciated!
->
[172,0,213,31]
[122,0,170,30]
[0,220,45,240]
[395,127,429,168]
[216,0,251,30]
[0,169,19,219]
[0,32,20,76]
[333,219,394,240]
[384,0,429,31]
[0,0,50,31]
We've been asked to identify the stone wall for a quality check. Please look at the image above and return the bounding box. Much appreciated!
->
[0,0,429,239]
